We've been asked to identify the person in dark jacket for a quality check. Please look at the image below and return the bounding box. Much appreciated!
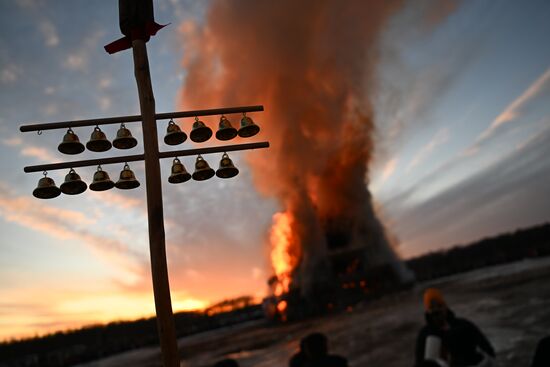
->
[415,288,495,367]
[290,332,348,367]
[531,335,550,367]
[417,361,444,367]
[212,358,239,367]
[289,337,308,367]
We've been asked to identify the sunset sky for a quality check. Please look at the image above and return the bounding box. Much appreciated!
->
[1,0,550,341]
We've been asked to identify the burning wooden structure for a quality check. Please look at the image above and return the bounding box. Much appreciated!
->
[264,214,415,321]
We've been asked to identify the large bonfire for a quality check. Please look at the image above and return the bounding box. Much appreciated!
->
[179,0,413,305]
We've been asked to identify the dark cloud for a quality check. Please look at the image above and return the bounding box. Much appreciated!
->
[373,1,497,160]
[389,124,550,255]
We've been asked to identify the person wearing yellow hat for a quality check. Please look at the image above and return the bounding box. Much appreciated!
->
[414,288,496,367]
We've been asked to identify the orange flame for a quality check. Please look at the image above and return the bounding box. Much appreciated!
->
[276,300,288,313]
[269,211,300,296]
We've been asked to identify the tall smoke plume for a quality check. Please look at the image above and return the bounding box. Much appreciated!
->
[179,0,413,298]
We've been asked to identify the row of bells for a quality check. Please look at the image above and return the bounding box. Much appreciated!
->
[32,153,240,199]
[58,115,260,155]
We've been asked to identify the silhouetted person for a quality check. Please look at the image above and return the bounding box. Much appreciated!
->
[415,288,495,367]
[531,335,550,367]
[289,337,308,367]
[301,332,348,367]
[416,361,443,367]
[212,358,239,367]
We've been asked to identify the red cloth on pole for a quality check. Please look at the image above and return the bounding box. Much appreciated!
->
[104,21,168,54]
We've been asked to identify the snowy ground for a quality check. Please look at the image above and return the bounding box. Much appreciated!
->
[77,257,550,367]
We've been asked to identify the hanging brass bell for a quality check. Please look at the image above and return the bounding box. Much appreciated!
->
[190,117,212,143]
[216,153,239,179]
[86,126,112,152]
[58,128,85,155]
[113,123,138,149]
[192,155,215,181]
[60,168,88,195]
[168,158,191,184]
[32,174,61,199]
[164,119,187,145]
[89,166,115,191]
[215,116,238,141]
[238,114,260,138]
[115,163,140,189]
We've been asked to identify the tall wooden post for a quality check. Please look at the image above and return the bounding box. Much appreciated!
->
[132,39,179,367]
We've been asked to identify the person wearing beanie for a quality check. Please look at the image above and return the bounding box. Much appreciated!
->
[415,288,495,367]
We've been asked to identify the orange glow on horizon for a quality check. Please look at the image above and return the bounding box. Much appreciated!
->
[0,289,210,342]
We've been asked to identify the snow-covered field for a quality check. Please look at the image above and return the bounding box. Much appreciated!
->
[77,257,550,367]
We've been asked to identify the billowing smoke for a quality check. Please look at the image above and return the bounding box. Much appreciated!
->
[179,0,413,298]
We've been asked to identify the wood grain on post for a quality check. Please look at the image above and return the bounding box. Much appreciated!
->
[132,39,179,367]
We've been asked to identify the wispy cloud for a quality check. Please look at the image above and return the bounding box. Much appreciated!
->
[477,66,550,143]
[515,117,550,152]
[406,128,449,172]
[63,54,87,72]
[388,123,550,257]
[0,192,94,238]
[98,96,112,111]
[2,136,22,147]
[87,190,143,210]
[43,86,56,95]
[185,268,202,279]
[15,0,43,10]
[374,1,486,151]
[62,30,105,73]
[0,188,144,281]
[41,103,58,116]
[371,157,398,193]
[20,146,57,163]
[381,158,398,181]
[1,64,22,83]
[39,20,59,47]
[98,77,112,90]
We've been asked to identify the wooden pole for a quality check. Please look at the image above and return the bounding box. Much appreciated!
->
[132,39,179,367]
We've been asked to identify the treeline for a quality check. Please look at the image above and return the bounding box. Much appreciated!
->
[406,222,550,281]
[0,301,263,367]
